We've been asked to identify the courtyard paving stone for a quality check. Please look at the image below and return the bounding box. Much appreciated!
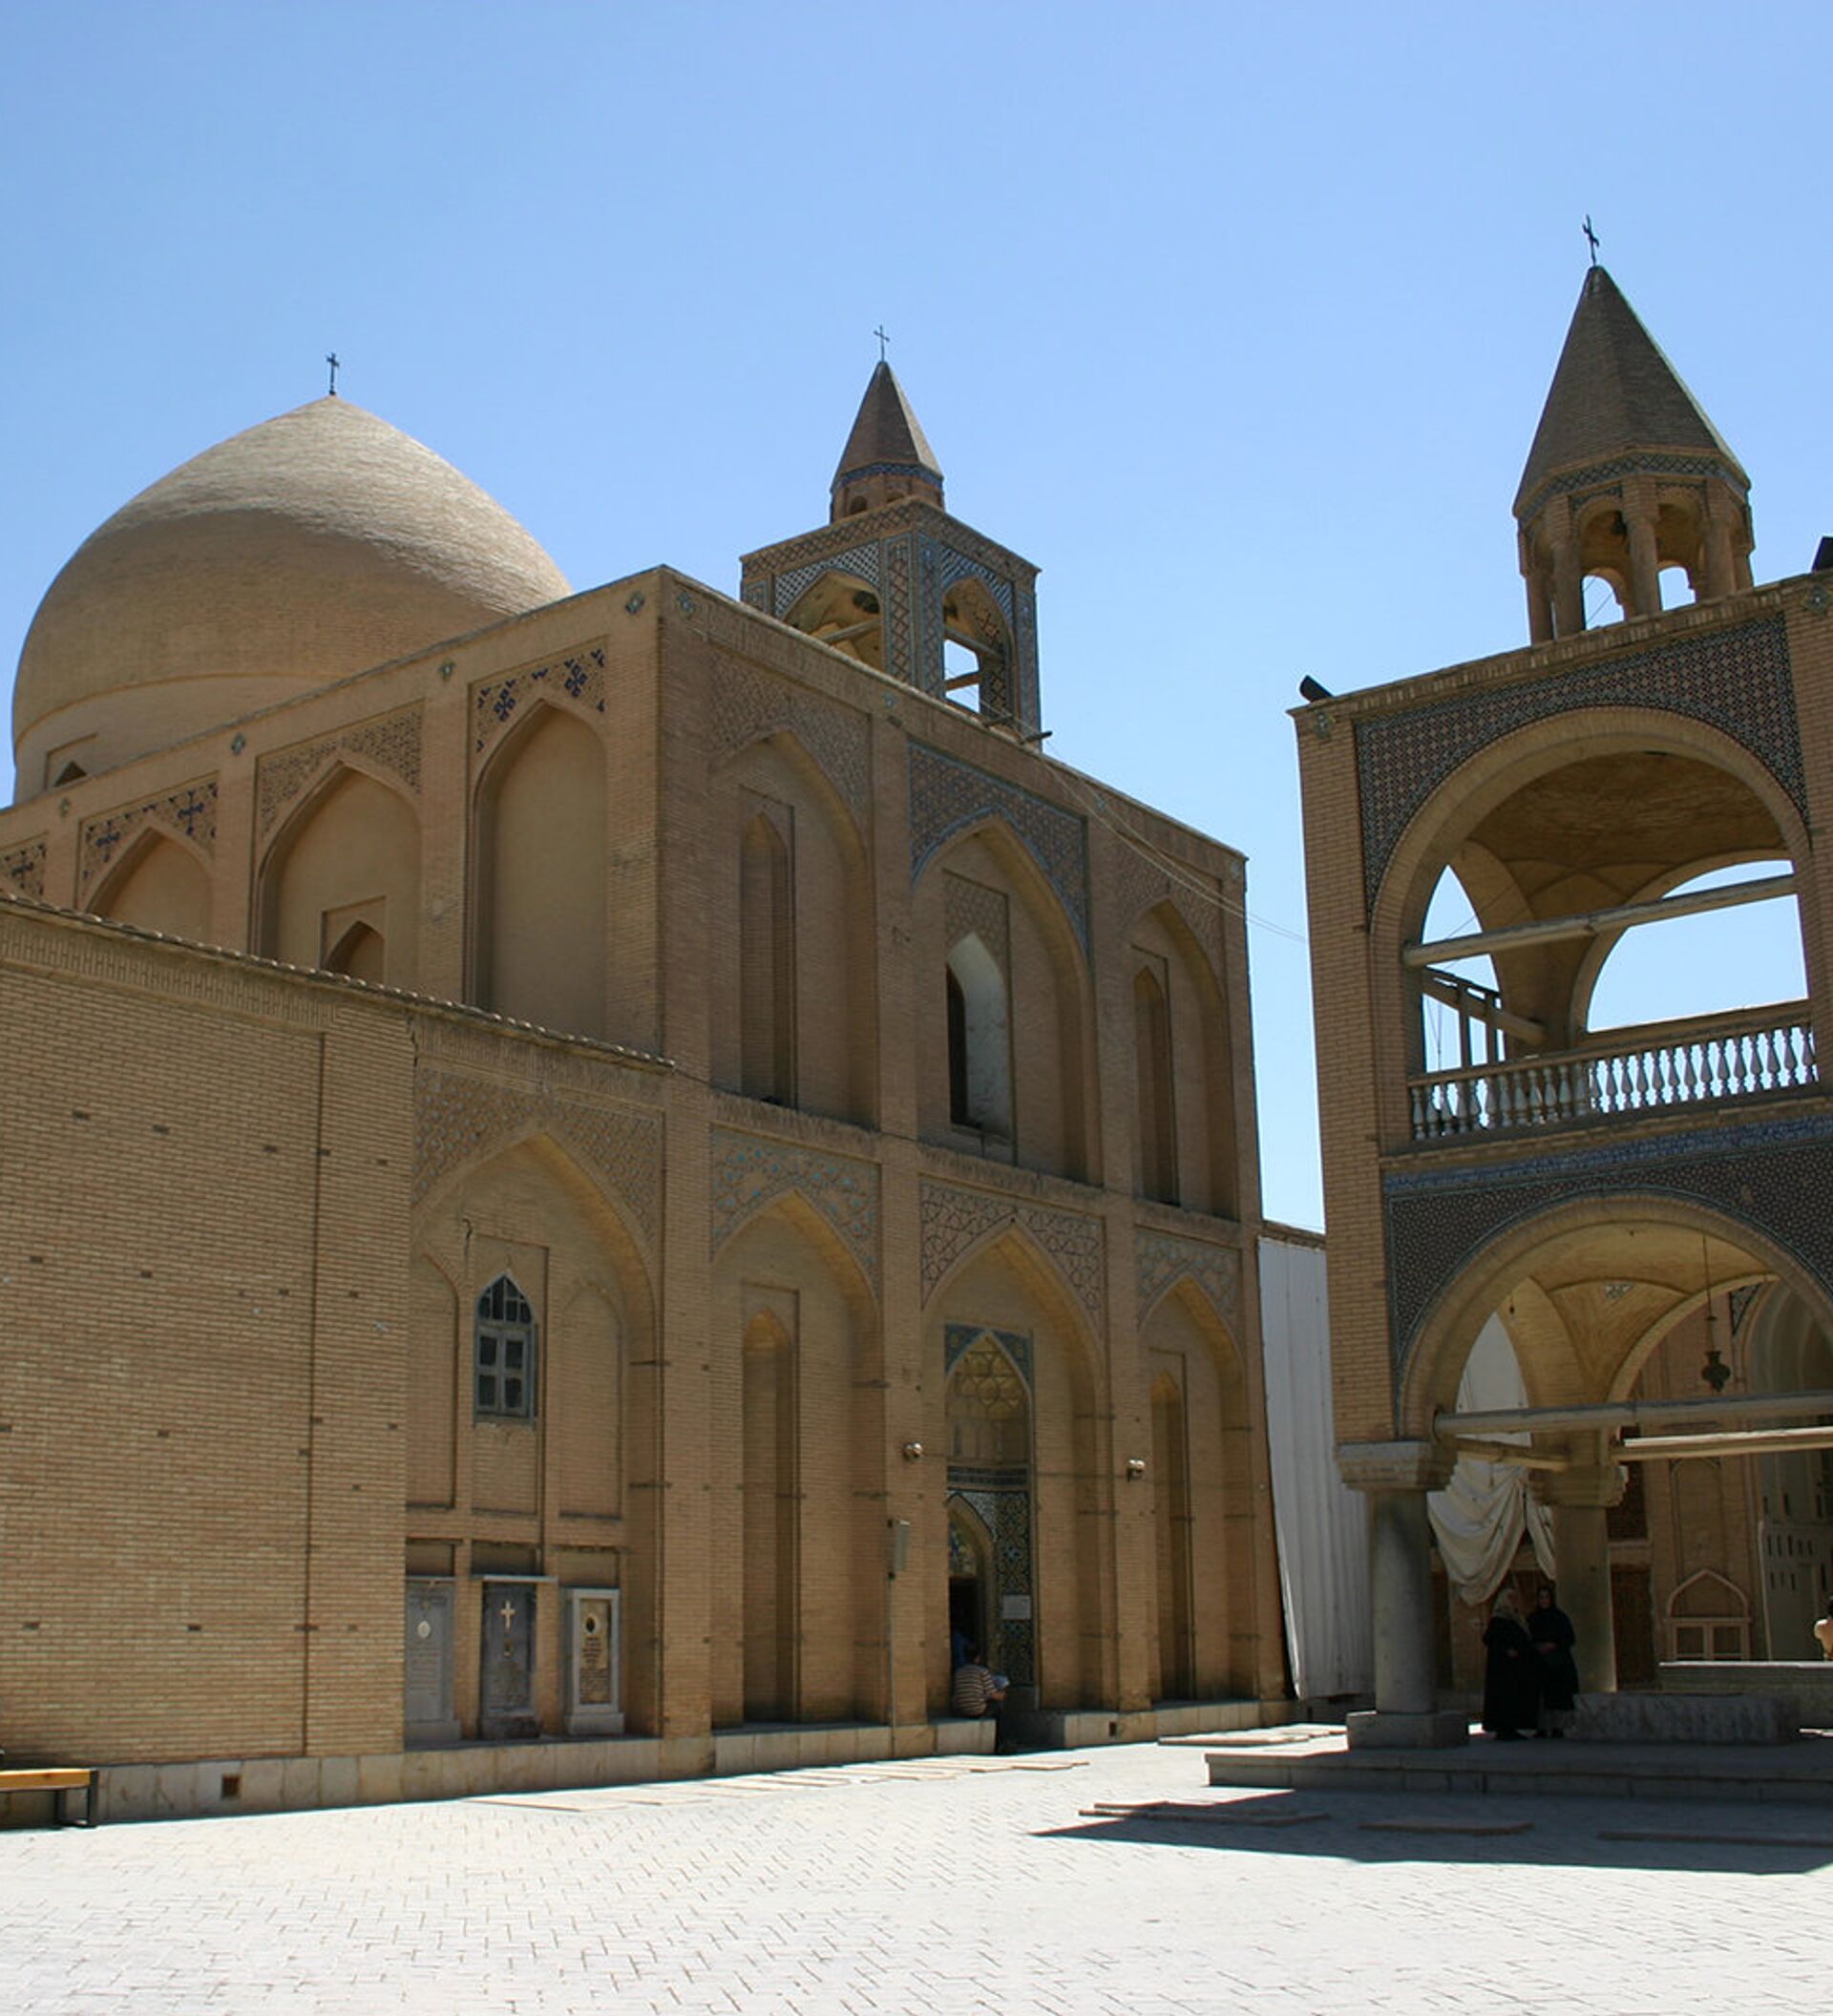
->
[1,1739,1824,2012]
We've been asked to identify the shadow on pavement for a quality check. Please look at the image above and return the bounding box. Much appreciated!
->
[1038,1789,1833,1874]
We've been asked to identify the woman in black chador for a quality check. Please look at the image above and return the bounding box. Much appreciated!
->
[1528,1582,1579,1738]
[1481,1586,1539,1740]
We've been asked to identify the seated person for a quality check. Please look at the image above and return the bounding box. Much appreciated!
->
[951,1644,1007,1718]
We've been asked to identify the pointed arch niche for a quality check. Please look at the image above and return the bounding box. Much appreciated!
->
[711,734,875,1126]
[258,766,421,987]
[91,830,211,943]
[411,1133,658,1734]
[709,1194,881,1726]
[919,830,1095,1183]
[1141,1280,1257,1699]
[474,704,606,1039]
[928,1231,1106,1710]
[1127,901,1236,1216]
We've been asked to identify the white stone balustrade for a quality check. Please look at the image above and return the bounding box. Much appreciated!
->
[1409,1004,1817,1140]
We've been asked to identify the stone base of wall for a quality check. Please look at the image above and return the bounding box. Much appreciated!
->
[1659,1661,1833,1729]
[19,1719,1000,1829]
[1011,1697,1285,1751]
[1573,1690,1798,1744]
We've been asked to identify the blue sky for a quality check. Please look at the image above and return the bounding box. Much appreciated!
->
[3,3,1824,1228]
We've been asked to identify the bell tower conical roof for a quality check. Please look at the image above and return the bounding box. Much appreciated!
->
[1512,265,1753,642]
[831,361,945,519]
[1515,265,1745,514]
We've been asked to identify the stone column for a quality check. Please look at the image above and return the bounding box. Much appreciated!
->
[1532,1460,1625,1695]
[1519,528,1554,643]
[1338,1441,1466,1748]
[1702,492,1738,600]
[1551,534,1585,638]
[1623,482,1661,618]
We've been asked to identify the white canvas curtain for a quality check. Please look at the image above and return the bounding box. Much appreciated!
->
[1258,1237,1372,1698]
[1427,1312,1555,1604]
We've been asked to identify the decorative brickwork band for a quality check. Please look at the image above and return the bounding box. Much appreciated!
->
[709,1128,879,1287]
[80,780,219,899]
[919,1178,1106,1334]
[2,837,47,901]
[414,1067,660,1244]
[1382,1109,1833,1375]
[1517,451,1743,524]
[470,645,608,764]
[908,744,1090,951]
[1355,614,1799,910]
[709,662,872,827]
[1135,1229,1241,1329]
[258,707,423,841]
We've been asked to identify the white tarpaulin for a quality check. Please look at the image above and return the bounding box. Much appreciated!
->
[1258,1235,1372,1698]
[1427,1312,1555,1604]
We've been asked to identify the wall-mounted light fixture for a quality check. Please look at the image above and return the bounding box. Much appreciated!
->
[901,1440,925,1462]
[1125,1458,1147,1480]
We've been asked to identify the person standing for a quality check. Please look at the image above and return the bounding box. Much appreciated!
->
[1481,1586,1539,1741]
[1529,1582,1580,1738]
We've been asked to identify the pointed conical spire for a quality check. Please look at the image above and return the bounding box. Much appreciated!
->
[1515,265,1744,514]
[830,362,945,520]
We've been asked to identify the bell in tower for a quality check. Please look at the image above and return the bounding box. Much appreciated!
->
[1515,264,1753,641]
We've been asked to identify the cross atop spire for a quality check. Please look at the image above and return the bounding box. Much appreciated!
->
[1583,215,1600,266]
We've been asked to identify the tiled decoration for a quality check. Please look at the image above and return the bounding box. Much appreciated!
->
[945,1319,1037,1683]
[1519,450,1741,523]
[1135,1230,1241,1330]
[908,744,1090,952]
[709,662,872,828]
[1383,1109,1833,1375]
[471,645,608,764]
[413,1067,661,1245]
[2,837,47,901]
[770,541,881,620]
[258,707,423,841]
[1356,615,1799,909]
[80,780,219,900]
[708,1128,879,1288]
[884,535,916,689]
[920,1178,1106,1334]
[943,872,1009,974]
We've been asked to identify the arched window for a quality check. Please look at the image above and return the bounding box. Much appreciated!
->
[740,812,795,1102]
[945,934,1011,1139]
[475,1275,537,1420]
[1133,965,1178,1204]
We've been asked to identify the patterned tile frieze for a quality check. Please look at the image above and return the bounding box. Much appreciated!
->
[909,744,1090,951]
[1135,1230,1241,1329]
[745,500,1036,587]
[257,707,423,841]
[414,1067,661,1245]
[470,645,607,764]
[769,541,882,620]
[916,539,944,698]
[1355,615,1798,911]
[883,536,916,686]
[919,1178,1106,1334]
[709,662,872,827]
[1519,451,1743,522]
[938,544,1016,625]
[1383,1109,1833,1376]
[943,872,1009,972]
[80,779,219,898]
[2,837,47,901]
[708,1128,879,1287]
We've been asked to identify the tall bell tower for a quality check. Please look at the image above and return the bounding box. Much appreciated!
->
[741,363,1042,737]
[1515,265,1753,640]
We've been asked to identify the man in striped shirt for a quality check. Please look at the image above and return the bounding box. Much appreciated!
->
[951,1646,1007,1719]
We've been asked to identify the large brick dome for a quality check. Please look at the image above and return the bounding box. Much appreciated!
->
[12,396,570,791]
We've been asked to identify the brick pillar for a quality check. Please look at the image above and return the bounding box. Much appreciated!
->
[1533,1460,1626,1695]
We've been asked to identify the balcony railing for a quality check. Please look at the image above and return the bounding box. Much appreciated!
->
[1409,1004,1818,1141]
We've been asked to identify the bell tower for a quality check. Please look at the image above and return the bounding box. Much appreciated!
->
[741,364,1042,737]
[1515,265,1753,641]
